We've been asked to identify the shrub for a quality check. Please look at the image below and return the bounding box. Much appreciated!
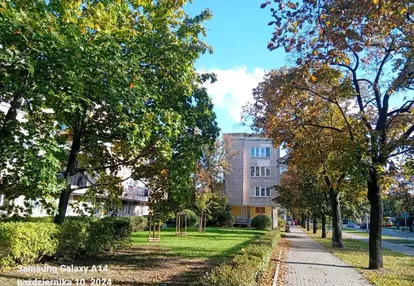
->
[278,218,286,229]
[131,216,148,231]
[182,209,198,227]
[0,216,54,223]
[57,217,132,259]
[56,220,91,259]
[251,215,272,230]
[216,211,235,227]
[0,222,59,268]
[203,229,280,286]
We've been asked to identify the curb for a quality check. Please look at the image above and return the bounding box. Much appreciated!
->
[272,249,282,286]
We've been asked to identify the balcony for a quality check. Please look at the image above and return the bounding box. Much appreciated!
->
[122,186,149,203]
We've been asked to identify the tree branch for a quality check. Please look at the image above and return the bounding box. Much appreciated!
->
[331,62,372,130]
[302,121,344,133]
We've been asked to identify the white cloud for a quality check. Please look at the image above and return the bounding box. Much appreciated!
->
[200,66,266,122]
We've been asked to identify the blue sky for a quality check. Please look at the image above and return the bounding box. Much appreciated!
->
[185,0,287,134]
[184,1,412,135]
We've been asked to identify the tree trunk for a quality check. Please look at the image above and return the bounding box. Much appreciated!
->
[367,168,383,269]
[306,215,310,231]
[313,217,318,234]
[321,215,327,238]
[54,183,72,224]
[54,113,84,224]
[330,190,343,248]
[301,213,305,228]
[0,95,22,138]
[198,211,203,232]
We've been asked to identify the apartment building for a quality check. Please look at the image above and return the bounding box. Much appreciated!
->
[1,168,149,217]
[224,133,281,228]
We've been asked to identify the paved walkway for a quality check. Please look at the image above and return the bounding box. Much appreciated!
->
[342,231,414,256]
[283,227,372,286]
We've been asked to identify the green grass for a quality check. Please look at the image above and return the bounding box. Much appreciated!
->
[342,229,370,237]
[0,227,269,286]
[131,227,266,259]
[307,229,414,286]
[383,239,414,245]
[342,229,414,245]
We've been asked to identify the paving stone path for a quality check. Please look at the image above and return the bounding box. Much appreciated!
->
[283,227,372,286]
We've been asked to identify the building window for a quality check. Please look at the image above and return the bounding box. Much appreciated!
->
[250,186,271,197]
[250,147,270,158]
[250,166,271,177]
[256,207,265,214]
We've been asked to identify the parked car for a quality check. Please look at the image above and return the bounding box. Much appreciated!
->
[360,222,368,229]
[346,222,356,228]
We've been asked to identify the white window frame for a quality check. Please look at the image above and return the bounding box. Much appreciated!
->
[250,186,271,197]
[250,166,271,177]
[250,147,271,158]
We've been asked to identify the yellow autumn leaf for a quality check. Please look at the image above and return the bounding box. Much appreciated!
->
[311,75,318,82]
[372,0,379,4]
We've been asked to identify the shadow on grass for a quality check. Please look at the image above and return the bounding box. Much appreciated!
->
[2,228,270,286]
[162,234,262,286]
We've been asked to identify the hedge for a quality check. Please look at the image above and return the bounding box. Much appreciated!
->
[203,229,280,286]
[56,217,132,259]
[0,217,133,267]
[0,222,59,268]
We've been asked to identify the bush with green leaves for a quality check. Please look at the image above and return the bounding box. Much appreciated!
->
[216,210,235,227]
[203,229,280,286]
[0,222,59,268]
[56,217,131,259]
[131,216,148,231]
[251,214,272,230]
[278,218,286,229]
[0,216,54,223]
[182,209,198,227]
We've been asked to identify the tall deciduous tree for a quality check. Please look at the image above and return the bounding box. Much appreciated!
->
[0,0,218,224]
[193,134,237,229]
[275,165,330,238]
[244,66,367,247]
[262,0,413,269]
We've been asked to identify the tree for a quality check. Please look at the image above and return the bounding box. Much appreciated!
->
[193,134,237,230]
[275,159,330,238]
[147,85,220,222]
[244,66,367,247]
[0,0,218,224]
[262,0,413,269]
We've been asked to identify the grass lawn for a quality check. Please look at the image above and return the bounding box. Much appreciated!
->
[0,227,266,286]
[307,229,414,286]
[131,227,266,259]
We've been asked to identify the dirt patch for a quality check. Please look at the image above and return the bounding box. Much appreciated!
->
[0,246,219,286]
